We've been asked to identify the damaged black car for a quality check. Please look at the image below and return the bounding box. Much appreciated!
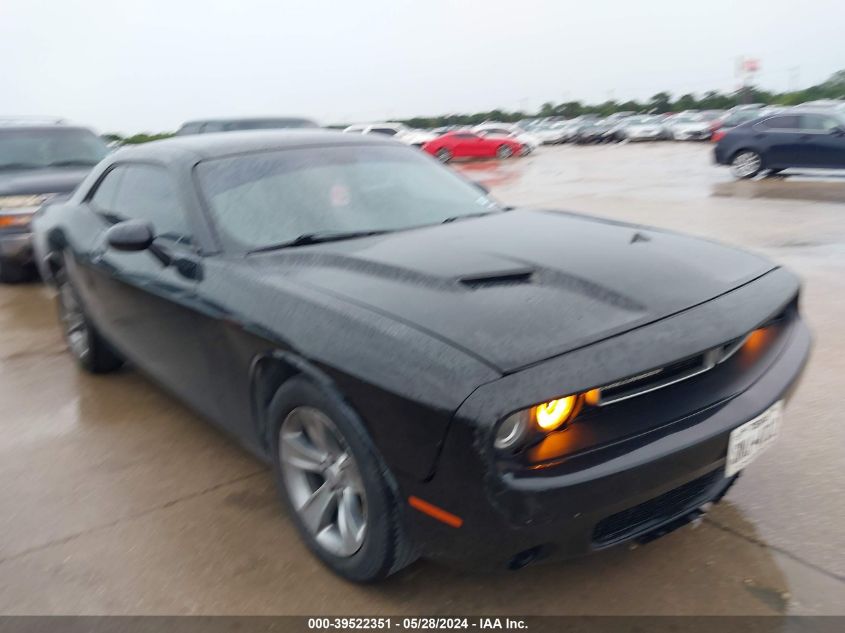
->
[33,131,811,581]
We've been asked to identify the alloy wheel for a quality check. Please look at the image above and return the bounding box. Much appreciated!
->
[280,406,368,558]
[58,279,90,360]
[496,145,513,159]
[731,151,762,179]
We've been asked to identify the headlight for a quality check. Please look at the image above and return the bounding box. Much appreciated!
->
[0,213,34,229]
[494,411,529,450]
[0,194,55,210]
[495,394,584,451]
[534,395,578,430]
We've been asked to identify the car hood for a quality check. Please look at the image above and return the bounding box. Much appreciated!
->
[253,210,776,373]
[0,167,91,196]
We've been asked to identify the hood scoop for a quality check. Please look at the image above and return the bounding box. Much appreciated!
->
[459,268,534,289]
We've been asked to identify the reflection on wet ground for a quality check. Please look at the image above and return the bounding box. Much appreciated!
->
[1,143,843,614]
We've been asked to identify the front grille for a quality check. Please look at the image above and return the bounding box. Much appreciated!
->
[592,470,721,545]
[596,334,748,405]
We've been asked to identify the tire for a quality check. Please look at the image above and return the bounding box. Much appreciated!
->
[730,150,763,179]
[0,258,28,284]
[496,144,513,159]
[55,266,124,373]
[270,376,416,582]
[435,148,452,163]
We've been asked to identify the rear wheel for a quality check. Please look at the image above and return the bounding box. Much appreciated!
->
[435,148,452,163]
[730,150,763,179]
[55,267,124,373]
[271,377,416,582]
[496,144,514,159]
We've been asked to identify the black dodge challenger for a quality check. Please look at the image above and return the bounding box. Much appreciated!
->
[32,131,811,581]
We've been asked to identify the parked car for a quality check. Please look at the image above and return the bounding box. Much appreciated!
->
[663,112,714,141]
[531,121,570,145]
[35,130,809,581]
[574,120,614,144]
[614,115,666,142]
[472,123,541,152]
[422,130,523,162]
[175,117,319,135]
[714,110,845,178]
[1,122,109,282]
[558,115,601,142]
[710,109,772,142]
[342,122,436,146]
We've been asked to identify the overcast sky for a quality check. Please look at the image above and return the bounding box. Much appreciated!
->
[3,0,844,134]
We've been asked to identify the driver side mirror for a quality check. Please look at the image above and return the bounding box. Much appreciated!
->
[106,219,154,252]
[106,219,173,267]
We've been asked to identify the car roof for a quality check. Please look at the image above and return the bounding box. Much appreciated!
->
[0,125,94,134]
[108,129,401,163]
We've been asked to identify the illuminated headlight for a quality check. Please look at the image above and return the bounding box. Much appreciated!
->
[0,194,55,210]
[495,394,584,451]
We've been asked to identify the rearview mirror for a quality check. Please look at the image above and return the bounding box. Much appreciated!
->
[106,219,154,252]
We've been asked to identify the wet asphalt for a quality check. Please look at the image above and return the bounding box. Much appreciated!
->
[0,142,843,614]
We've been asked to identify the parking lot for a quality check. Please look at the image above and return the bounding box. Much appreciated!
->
[1,142,843,615]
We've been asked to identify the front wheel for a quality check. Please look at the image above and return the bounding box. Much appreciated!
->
[435,148,452,163]
[271,377,416,582]
[55,267,124,373]
[496,144,514,159]
[730,150,763,179]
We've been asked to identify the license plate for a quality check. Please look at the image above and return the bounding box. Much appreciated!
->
[725,401,783,477]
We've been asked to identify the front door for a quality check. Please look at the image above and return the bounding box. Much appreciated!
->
[80,163,216,416]
[799,113,845,168]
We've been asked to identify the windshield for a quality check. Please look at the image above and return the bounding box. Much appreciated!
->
[197,144,501,251]
[0,128,109,169]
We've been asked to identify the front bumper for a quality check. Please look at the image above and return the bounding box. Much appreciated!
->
[401,299,810,569]
[0,231,34,265]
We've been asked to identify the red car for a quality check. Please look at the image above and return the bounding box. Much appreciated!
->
[422,131,523,162]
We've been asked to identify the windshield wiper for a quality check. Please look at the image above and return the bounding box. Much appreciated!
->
[247,229,390,253]
[441,211,501,224]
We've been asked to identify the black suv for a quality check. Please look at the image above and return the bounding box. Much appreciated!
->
[0,123,108,282]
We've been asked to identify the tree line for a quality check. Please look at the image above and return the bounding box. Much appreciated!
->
[399,69,845,128]
[106,69,845,142]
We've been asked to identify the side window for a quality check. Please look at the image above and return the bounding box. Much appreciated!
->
[200,122,224,133]
[89,166,126,212]
[759,115,800,130]
[113,165,193,245]
[800,114,841,132]
[176,123,202,136]
[369,127,398,136]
